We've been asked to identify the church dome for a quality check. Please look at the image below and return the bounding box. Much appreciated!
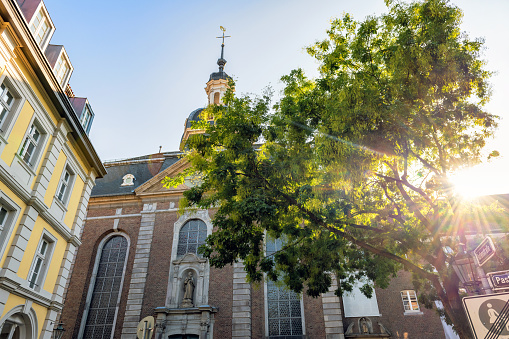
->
[185,108,205,129]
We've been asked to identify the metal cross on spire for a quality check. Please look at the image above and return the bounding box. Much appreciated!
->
[216,26,231,71]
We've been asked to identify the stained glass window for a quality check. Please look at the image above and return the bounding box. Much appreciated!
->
[177,219,207,257]
[83,236,128,339]
[266,238,303,338]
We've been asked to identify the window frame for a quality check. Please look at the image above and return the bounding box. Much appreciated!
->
[121,174,135,186]
[54,54,70,87]
[18,120,46,169]
[0,77,23,139]
[0,193,21,262]
[176,219,208,257]
[27,4,55,51]
[55,165,75,206]
[78,233,130,339]
[264,237,306,338]
[27,231,56,291]
[401,290,421,313]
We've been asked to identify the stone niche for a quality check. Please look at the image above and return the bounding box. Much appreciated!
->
[154,210,216,339]
[344,316,391,338]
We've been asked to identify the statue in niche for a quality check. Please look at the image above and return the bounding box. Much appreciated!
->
[180,271,195,308]
[360,317,370,334]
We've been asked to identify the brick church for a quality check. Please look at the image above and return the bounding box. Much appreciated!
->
[59,42,451,339]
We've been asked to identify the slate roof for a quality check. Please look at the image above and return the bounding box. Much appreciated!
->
[91,152,181,197]
[44,44,63,68]
[185,108,205,129]
[209,70,230,82]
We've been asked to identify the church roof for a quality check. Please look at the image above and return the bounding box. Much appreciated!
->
[91,152,181,197]
[185,108,205,129]
[209,70,230,82]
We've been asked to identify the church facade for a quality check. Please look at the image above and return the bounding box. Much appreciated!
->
[60,46,449,339]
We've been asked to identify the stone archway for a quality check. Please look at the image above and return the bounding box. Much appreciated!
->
[0,311,35,339]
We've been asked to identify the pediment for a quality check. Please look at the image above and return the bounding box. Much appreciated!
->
[134,158,192,195]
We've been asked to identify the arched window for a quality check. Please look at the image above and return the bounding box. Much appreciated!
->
[266,237,303,337]
[82,235,128,339]
[177,219,207,257]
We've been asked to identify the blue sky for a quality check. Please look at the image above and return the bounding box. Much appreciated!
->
[43,0,509,194]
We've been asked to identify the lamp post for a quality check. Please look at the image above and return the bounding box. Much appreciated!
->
[452,246,481,294]
[53,323,65,339]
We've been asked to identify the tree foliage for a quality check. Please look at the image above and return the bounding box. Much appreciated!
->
[163,0,499,337]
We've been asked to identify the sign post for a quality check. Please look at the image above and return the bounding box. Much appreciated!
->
[463,292,509,339]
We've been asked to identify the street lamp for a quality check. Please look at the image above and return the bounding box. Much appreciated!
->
[53,323,65,339]
[452,247,480,293]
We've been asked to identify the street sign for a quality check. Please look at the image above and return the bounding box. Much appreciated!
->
[463,292,509,339]
[488,271,509,291]
[137,316,155,339]
[474,236,496,267]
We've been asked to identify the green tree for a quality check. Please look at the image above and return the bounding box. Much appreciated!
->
[164,0,498,337]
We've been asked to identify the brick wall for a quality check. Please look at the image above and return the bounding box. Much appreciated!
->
[141,211,178,316]
[304,292,326,337]
[375,270,445,339]
[209,264,233,338]
[60,201,142,339]
[251,282,265,338]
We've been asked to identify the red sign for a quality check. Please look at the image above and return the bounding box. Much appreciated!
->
[474,236,495,267]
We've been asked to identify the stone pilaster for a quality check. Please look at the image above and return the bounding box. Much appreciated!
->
[321,276,345,339]
[121,203,156,338]
[232,262,251,338]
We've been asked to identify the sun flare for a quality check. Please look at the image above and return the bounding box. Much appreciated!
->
[449,162,509,199]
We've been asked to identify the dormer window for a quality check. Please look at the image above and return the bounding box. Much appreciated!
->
[121,174,135,186]
[30,9,50,47]
[54,55,70,87]
[80,106,92,132]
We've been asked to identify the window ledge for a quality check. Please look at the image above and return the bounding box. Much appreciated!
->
[0,133,8,145]
[53,196,68,211]
[14,153,36,176]
[404,310,423,315]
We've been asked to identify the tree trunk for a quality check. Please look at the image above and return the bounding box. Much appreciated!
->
[440,276,475,339]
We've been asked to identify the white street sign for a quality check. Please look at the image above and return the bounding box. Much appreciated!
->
[463,292,509,339]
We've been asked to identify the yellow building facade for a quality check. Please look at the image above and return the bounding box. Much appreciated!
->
[0,0,106,338]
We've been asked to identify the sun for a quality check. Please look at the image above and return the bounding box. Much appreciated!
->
[449,162,508,199]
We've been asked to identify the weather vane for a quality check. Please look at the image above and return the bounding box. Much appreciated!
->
[216,26,231,46]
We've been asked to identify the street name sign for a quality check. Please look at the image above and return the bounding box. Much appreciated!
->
[463,292,509,339]
[488,271,509,291]
[474,236,496,267]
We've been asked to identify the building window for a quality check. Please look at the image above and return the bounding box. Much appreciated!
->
[19,123,42,167]
[401,290,420,312]
[0,83,14,132]
[266,238,303,338]
[177,219,207,257]
[29,9,50,46]
[0,197,19,261]
[83,236,128,339]
[81,106,92,132]
[342,276,380,318]
[0,79,21,136]
[54,55,70,87]
[28,237,52,289]
[121,174,135,186]
[0,205,7,232]
[56,167,74,204]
